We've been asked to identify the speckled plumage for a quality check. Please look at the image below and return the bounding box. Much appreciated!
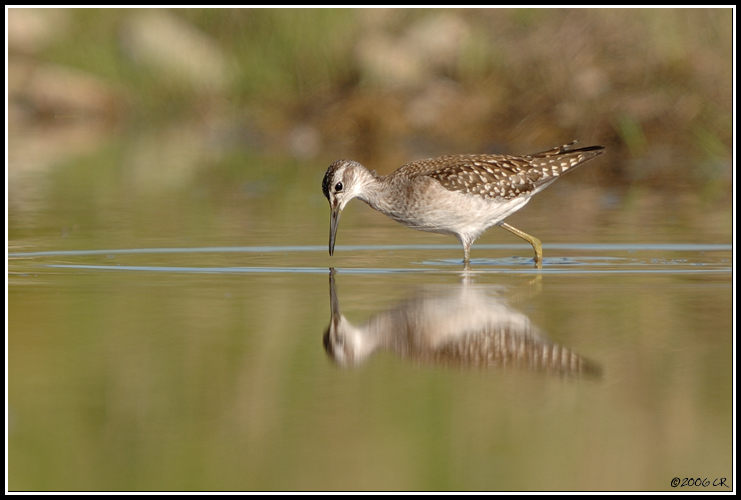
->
[324,275,602,376]
[322,141,605,266]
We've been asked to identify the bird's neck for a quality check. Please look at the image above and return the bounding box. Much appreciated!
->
[355,170,397,215]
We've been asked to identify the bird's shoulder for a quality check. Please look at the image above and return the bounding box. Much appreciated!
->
[394,154,533,178]
[393,154,542,200]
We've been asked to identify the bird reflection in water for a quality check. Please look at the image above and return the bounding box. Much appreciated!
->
[324,270,601,378]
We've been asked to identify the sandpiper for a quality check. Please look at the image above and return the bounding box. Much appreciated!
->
[323,271,601,375]
[321,141,604,266]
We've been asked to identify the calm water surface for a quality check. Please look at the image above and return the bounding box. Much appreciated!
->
[8,148,733,491]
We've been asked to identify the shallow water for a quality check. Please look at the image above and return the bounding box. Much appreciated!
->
[8,241,733,491]
[9,243,732,273]
[7,140,734,491]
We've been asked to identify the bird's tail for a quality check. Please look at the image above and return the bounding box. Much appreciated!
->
[530,140,605,159]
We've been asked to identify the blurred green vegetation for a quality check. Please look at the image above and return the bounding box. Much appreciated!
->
[8,8,733,195]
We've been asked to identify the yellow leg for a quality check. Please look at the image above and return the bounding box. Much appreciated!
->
[500,222,543,267]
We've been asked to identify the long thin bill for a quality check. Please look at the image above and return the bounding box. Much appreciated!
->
[329,207,341,256]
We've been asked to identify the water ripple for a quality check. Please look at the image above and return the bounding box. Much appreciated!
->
[8,243,733,258]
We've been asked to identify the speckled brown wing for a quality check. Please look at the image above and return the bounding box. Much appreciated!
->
[425,154,544,200]
[395,142,605,200]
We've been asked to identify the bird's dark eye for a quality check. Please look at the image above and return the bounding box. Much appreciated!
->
[334,182,343,192]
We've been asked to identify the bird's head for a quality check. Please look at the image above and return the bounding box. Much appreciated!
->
[321,160,373,256]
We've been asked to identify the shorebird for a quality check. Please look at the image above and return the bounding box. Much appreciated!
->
[323,271,601,376]
[321,141,604,266]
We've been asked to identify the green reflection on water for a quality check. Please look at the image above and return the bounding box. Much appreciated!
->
[8,268,733,490]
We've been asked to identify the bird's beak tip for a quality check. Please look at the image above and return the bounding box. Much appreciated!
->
[329,206,341,257]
